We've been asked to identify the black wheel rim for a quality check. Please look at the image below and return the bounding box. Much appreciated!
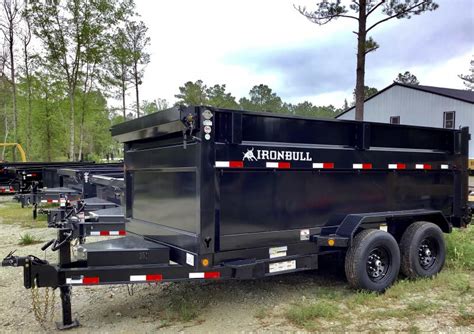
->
[418,237,438,270]
[366,247,391,282]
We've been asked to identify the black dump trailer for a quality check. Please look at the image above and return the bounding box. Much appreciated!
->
[6,162,97,193]
[2,106,471,329]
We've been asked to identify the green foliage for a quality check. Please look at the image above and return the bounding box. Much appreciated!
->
[175,80,208,106]
[0,0,141,161]
[459,57,474,91]
[395,71,420,85]
[206,84,238,109]
[352,85,378,104]
[445,226,474,270]
[239,84,283,113]
[285,301,340,329]
[18,232,42,245]
[173,80,343,117]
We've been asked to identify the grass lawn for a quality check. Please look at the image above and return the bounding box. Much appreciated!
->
[281,226,474,331]
[0,200,47,228]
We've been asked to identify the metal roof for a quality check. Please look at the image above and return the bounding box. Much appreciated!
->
[337,83,474,118]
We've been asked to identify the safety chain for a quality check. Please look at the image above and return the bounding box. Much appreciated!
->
[31,280,56,327]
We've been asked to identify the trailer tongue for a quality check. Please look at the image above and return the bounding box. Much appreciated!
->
[2,106,471,329]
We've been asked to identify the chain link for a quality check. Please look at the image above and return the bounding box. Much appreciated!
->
[30,280,56,327]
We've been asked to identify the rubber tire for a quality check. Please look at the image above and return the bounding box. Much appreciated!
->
[400,221,445,279]
[345,229,400,292]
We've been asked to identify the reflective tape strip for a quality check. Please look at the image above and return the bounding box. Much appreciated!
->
[189,272,205,279]
[353,163,372,169]
[388,163,406,169]
[130,274,162,282]
[215,161,243,168]
[441,164,449,169]
[90,230,126,236]
[416,164,432,170]
[43,199,59,203]
[66,276,99,285]
[266,162,291,169]
[312,162,334,169]
[189,272,220,279]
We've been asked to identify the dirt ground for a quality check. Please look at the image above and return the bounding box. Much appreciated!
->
[0,195,473,333]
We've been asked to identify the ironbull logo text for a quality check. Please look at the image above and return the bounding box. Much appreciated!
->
[242,148,312,161]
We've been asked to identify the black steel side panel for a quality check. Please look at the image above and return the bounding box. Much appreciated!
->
[218,170,453,250]
[125,143,200,252]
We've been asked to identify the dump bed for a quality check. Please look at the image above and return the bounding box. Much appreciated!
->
[111,106,469,265]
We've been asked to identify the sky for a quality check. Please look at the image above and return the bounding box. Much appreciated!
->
[131,0,474,109]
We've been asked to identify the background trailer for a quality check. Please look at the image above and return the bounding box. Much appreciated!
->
[2,106,470,329]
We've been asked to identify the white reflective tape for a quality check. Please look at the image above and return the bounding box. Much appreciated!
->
[189,272,205,279]
[388,164,398,169]
[66,278,82,284]
[41,200,47,203]
[415,164,424,169]
[353,163,363,169]
[130,275,146,282]
[90,231,100,236]
[266,162,279,168]
[215,161,230,168]
[109,231,120,236]
[312,163,324,169]
[441,164,449,169]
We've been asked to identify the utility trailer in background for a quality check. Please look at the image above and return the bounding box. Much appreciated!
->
[90,174,125,205]
[2,106,471,329]
[6,162,97,193]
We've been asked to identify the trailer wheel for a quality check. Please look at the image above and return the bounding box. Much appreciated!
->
[345,229,400,292]
[400,221,445,279]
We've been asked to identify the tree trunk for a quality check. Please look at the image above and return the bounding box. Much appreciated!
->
[9,30,18,145]
[121,71,126,119]
[1,102,8,160]
[78,94,86,161]
[355,0,367,121]
[45,99,52,162]
[134,62,140,118]
[24,49,32,158]
[68,89,75,161]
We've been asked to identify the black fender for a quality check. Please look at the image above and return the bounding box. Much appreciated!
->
[316,209,451,247]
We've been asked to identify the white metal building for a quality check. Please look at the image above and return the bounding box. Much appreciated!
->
[337,83,474,157]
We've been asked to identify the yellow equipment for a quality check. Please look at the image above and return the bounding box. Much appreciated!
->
[0,143,27,162]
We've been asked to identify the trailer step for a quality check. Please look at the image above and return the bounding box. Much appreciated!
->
[77,236,169,266]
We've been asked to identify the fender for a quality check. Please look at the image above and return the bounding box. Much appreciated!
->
[316,209,451,247]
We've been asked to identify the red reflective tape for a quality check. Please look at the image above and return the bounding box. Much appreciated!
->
[47,199,52,203]
[279,162,291,169]
[204,272,220,279]
[323,163,334,169]
[362,163,372,169]
[31,173,37,177]
[229,161,244,168]
[99,231,110,236]
[119,230,127,236]
[396,163,406,169]
[424,164,432,170]
[146,274,163,281]
[83,276,99,285]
